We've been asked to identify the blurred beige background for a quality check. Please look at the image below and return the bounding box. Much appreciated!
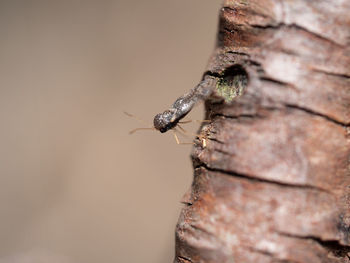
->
[0,1,221,262]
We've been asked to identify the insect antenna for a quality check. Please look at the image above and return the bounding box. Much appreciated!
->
[124,111,209,146]
[129,127,156,135]
[123,111,150,125]
[123,111,155,134]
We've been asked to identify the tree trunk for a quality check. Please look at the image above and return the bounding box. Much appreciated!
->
[175,0,350,262]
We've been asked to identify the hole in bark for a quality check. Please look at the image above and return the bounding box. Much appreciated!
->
[216,65,248,103]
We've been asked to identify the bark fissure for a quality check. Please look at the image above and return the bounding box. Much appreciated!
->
[248,247,273,257]
[189,223,217,239]
[246,247,301,263]
[259,76,301,93]
[205,137,224,145]
[284,104,349,127]
[180,200,193,206]
[211,113,260,120]
[210,104,348,127]
[222,6,273,20]
[259,76,291,87]
[277,231,350,259]
[226,50,251,58]
[249,23,345,48]
[203,144,231,156]
[194,162,332,195]
[311,68,350,80]
[177,255,193,263]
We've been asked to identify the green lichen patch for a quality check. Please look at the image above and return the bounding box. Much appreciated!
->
[216,70,247,103]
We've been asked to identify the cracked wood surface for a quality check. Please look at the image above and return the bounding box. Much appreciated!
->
[175,0,350,262]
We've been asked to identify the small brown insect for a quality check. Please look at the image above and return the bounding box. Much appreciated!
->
[127,64,249,145]
[126,74,218,145]
[153,75,217,133]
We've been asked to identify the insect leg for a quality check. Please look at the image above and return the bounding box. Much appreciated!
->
[172,129,194,145]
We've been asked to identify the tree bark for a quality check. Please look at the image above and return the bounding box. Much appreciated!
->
[175,0,350,262]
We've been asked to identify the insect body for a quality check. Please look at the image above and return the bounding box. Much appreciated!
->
[128,64,248,145]
[126,74,218,145]
[153,75,218,133]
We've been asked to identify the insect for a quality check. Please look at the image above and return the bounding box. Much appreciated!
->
[153,64,249,132]
[127,64,249,145]
[126,74,218,145]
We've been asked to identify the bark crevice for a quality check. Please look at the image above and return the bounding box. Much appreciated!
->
[249,23,345,48]
[277,231,350,260]
[284,104,349,127]
[193,162,332,195]
[311,68,350,80]
[176,255,193,263]
[210,104,348,127]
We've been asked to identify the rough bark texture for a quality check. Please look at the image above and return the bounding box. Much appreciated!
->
[175,0,350,262]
